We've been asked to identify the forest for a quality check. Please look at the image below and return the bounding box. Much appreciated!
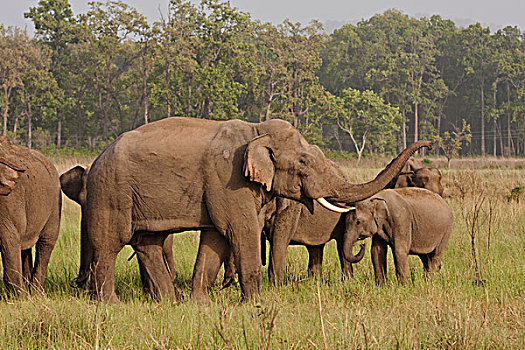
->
[1,0,524,157]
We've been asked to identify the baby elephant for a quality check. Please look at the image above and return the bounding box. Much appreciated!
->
[345,188,453,284]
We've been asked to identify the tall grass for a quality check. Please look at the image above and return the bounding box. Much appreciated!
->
[0,158,523,348]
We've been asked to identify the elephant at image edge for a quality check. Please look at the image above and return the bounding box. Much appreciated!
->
[59,165,177,300]
[0,137,61,295]
[82,117,431,302]
[344,187,453,284]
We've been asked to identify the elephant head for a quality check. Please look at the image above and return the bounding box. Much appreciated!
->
[247,119,432,214]
[60,165,91,287]
[0,137,27,195]
[342,197,390,262]
[408,168,443,196]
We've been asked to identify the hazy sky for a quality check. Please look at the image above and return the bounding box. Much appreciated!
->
[3,0,524,33]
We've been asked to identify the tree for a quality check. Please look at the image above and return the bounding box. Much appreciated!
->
[435,120,472,168]
[25,0,76,147]
[336,88,401,162]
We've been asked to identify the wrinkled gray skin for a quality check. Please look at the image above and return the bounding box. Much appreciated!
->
[60,165,177,300]
[345,188,453,284]
[222,143,433,286]
[387,158,443,196]
[263,198,362,285]
[81,117,431,303]
[0,137,61,295]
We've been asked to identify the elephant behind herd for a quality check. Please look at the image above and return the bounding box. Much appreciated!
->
[1,117,450,303]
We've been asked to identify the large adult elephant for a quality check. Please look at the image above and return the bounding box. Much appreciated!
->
[81,117,430,302]
[0,137,61,295]
[60,165,177,300]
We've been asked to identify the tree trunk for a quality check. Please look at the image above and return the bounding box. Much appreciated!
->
[2,86,10,136]
[493,82,497,157]
[77,101,83,147]
[436,112,441,156]
[27,102,32,149]
[493,119,497,157]
[142,55,149,125]
[506,81,512,155]
[166,58,171,117]
[57,116,62,148]
[480,77,486,156]
[187,75,193,116]
[13,112,21,134]
[497,119,504,156]
[401,105,407,150]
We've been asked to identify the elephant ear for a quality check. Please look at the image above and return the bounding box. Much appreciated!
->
[0,137,27,171]
[371,197,389,229]
[430,168,442,180]
[60,166,86,204]
[244,134,275,191]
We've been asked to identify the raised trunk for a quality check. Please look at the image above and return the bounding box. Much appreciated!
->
[329,140,432,204]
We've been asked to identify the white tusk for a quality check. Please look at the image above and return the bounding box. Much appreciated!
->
[316,198,355,213]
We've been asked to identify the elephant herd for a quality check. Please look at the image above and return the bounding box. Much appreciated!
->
[0,117,452,303]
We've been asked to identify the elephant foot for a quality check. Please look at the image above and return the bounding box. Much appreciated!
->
[91,290,120,304]
[190,290,212,305]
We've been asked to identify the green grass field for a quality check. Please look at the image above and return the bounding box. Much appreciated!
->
[0,157,523,349]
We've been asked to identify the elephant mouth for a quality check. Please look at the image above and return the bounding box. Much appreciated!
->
[316,198,355,213]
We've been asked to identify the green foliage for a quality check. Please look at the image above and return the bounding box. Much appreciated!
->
[335,88,401,161]
[506,185,524,203]
[435,120,472,167]
[0,2,521,159]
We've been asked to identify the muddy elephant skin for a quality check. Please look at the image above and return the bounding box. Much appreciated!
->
[344,188,453,284]
[0,137,61,295]
[81,117,431,302]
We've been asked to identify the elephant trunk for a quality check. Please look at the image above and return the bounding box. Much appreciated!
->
[342,230,365,263]
[331,141,432,204]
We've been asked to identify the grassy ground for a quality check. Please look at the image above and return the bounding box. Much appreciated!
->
[0,157,523,349]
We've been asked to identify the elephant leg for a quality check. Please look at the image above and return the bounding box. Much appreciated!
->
[419,254,430,272]
[268,235,289,286]
[88,201,132,302]
[162,234,176,282]
[0,241,25,296]
[221,252,236,288]
[31,213,60,294]
[336,238,354,277]
[306,245,324,278]
[21,249,33,287]
[371,236,388,285]
[392,245,410,283]
[191,229,230,303]
[428,230,451,274]
[134,235,179,301]
[90,249,121,303]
